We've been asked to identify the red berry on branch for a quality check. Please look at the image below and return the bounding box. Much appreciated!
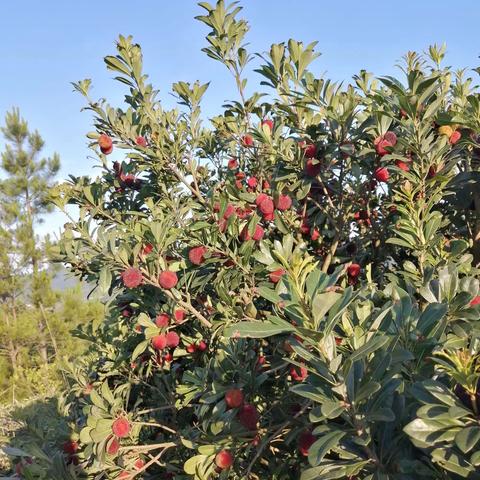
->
[159,271,178,289]
[166,331,180,348]
[269,268,286,283]
[121,267,143,288]
[225,388,244,408]
[215,450,233,470]
[155,313,170,328]
[298,431,316,456]
[152,334,167,350]
[98,134,113,154]
[374,167,389,182]
[189,246,208,265]
[112,417,131,438]
[237,403,259,430]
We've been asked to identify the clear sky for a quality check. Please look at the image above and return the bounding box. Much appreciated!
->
[1,0,480,235]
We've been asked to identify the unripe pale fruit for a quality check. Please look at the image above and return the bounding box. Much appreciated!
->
[438,125,453,137]
[112,417,131,438]
[215,450,233,469]
[159,271,178,289]
[225,388,244,408]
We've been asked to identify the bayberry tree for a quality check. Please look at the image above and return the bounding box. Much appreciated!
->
[23,2,480,478]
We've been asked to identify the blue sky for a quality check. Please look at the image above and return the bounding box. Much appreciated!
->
[1,0,480,235]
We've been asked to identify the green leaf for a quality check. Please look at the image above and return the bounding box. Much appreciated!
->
[312,292,342,324]
[223,318,294,338]
[184,455,206,475]
[455,427,480,454]
[308,431,345,466]
[348,335,390,363]
[131,339,149,361]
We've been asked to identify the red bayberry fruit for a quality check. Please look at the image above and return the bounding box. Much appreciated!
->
[223,204,236,219]
[374,167,389,182]
[142,243,153,255]
[228,158,238,170]
[242,134,254,147]
[63,440,79,455]
[247,177,258,189]
[395,160,410,172]
[121,267,143,288]
[471,296,480,306]
[237,403,259,430]
[152,334,167,350]
[290,365,308,382]
[449,130,461,145]
[189,246,208,265]
[305,158,321,177]
[134,458,145,470]
[164,352,173,362]
[311,228,320,241]
[240,224,264,242]
[298,431,316,456]
[112,417,131,438]
[275,194,292,211]
[258,197,274,216]
[225,388,244,408]
[255,193,269,206]
[135,136,147,147]
[98,134,113,154]
[347,263,361,278]
[166,331,180,348]
[215,450,233,470]
[383,131,397,145]
[159,271,178,289]
[304,143,317,158]
[106,437,120,455]
[262,119,274,131]
[174,309,186,323]
[269,268,286,283]
[155,313,170,328]
[186,343,197,354]
[197,340,207,351]
[118,472,130,479]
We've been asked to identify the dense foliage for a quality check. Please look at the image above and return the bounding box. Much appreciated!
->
[9,1,480,478]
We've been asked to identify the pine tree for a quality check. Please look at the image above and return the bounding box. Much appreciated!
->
[0,109,62,401]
